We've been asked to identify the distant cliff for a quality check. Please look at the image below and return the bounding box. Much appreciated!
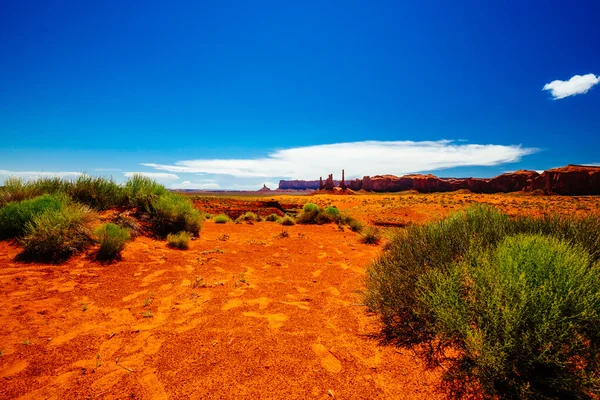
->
[277,165,600,195]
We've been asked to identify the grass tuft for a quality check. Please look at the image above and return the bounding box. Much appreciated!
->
[167,231,192,249]
[213,214,231,224]
[95,223,130,260]
[20,203,95,262]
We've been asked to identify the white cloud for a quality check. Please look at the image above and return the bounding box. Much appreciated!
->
[142,140,538,180]
[176,180,220,189]
[123,172,180,181]
[0,170,83,181]
[228,181,278,191]
[543,73,599,100]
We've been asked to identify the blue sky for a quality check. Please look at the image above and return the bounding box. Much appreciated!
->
[1,1,599,189]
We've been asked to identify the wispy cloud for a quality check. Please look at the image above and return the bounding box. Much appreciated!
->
[143,140,538,180]
[123,172,180,181]
[0,170,83,180]
[543,73,599,100]
[177,180,220,189]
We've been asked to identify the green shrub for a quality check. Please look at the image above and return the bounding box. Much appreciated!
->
[360,226,381,244]
[213,214,231,224]
[68,175,126,210]
[0,194,66,238]
[344,216,364,232]
[419,234,600,399]
[265,213,279,222]
[364,204,600,399]
[236,212,258,223]
[95,223,130,260]
[279,215,295,226]
[151,194,202,237]
[323,206,340,219]
[302,203,320,213]
[21,203,94,262]
[167,231,192,249]
[124,174,168,212]
[0,177,39,205]
[296,203,321,224]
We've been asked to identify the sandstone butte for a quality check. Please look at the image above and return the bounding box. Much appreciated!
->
[278,165,600,195]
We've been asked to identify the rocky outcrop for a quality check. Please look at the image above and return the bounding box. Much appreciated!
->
[278,180,321,190]
[278,166,600,195]
[529,165,600,195]
[257,184,272,192]
[324,174,334,191]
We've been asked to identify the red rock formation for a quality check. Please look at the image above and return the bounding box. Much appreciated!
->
[278,180,321,190]
[488,170,540,193]
[529,165,600,195]
[278,165,600,195]
[324,174,334,191]
[257,184,272,192]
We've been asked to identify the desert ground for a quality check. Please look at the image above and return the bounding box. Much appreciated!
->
[1,192,599,399]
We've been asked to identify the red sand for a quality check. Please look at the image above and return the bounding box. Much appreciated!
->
[2,192,599,399]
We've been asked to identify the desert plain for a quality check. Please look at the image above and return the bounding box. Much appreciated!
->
[1,192,599,399]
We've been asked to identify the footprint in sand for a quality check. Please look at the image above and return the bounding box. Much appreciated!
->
[0,360,28,378]
[222,297,271,311]
[243,312,288,329]
[140,270,168,287]
[311,343,342,373]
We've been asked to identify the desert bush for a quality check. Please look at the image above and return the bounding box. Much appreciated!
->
[167,231,192,249]
[124,174,168,212]
[68,175,126,210]
[279,215,296,226]
[95,223,130,260]
[364,204,600,399]
[0,177,39,205]
[323,206,341,220]
[0,194,66,238]
[28,176,70,196]
[21,203,94,262]
[344,216,364,232]
[151,194,202,237]
[360,226,381,244]
[213,214,231,224]
[236,212,258,223]
[265,213,279,222]
[296,203,321,224]
[302,203,320,213]
[419,234,600,398]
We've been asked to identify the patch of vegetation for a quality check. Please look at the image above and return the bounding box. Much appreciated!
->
[167,231,192,249]
[360,226,381,244]
[213,213,231,224]
[296,203,322,224]
[364,204,600,399]
[95,223,130,260]
[21,203,95,262]
[151,194,202,237]
[276,229,289,239]
[265,213,280,222]
[278,215,296,226]
[235,212,259,223]
[68,175,126,210]
[343,216,364,232]
[0,194,66,239]
[323,206,341,220]
[124,174,168,212]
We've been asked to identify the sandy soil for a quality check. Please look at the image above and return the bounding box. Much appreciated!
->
[1,193,598,399]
